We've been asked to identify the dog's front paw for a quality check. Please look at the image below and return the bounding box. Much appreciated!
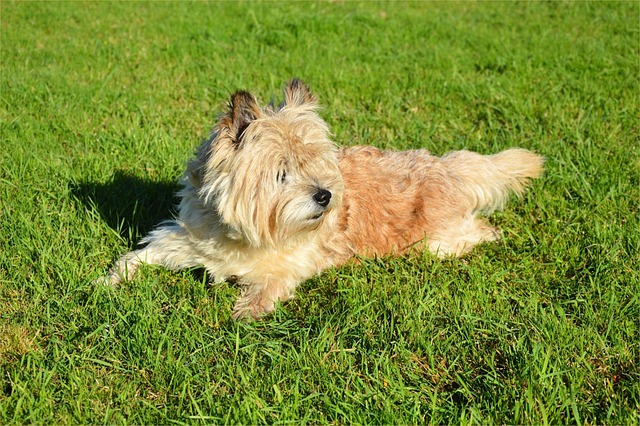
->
[232,298,275,321]
[93,270,125,287]
[93,275,116,287]
[231,281,294,321]
[94,251,142,287]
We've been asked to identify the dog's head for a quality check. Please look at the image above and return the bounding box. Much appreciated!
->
[189,79,344,248]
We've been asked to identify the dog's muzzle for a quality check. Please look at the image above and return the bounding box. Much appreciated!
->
[313,189,332,208]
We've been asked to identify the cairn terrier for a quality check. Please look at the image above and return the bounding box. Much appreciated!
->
[100,79,543,319]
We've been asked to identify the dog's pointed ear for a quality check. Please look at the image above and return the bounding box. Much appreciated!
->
[283,78,317,107]
[220,90,262,144]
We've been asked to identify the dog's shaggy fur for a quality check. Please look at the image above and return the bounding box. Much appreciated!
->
[101,79,543,319]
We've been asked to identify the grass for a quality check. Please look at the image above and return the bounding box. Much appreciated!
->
[1,1,639,423]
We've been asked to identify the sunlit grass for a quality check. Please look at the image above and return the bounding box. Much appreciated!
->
[1,1,638,423]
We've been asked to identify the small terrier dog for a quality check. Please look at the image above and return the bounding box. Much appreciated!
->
[101,79,543,319]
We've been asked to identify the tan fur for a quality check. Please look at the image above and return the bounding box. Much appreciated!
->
[99,79,544,320]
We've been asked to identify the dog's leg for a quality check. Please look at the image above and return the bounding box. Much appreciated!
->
[426,149,542,257]
[98,248,155,285]
[427,216,500,258]
[98,223,197,286]
[232,278,295,320]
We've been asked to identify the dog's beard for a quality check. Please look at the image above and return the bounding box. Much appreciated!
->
[200,161,340,246]
[276,190,334,231]
[216,185,338,248]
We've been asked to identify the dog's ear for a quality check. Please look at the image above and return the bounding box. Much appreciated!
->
[283,78,317,107]
[220,90,262,144]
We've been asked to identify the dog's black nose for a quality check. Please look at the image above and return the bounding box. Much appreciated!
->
[313,189,332,207]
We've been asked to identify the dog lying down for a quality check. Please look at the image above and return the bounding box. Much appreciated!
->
[99,79,543,320]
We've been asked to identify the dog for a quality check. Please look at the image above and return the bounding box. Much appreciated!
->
[100,79,543,320]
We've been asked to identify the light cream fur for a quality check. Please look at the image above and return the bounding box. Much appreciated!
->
[100,79,544,319]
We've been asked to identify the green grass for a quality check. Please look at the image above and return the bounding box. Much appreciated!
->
[1,1,639,424]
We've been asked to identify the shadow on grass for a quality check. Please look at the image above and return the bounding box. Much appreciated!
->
[71,169,180,243]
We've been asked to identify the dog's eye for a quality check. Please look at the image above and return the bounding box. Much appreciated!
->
[278,170,287,184]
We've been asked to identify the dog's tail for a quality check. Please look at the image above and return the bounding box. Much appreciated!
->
[442,148,544,214]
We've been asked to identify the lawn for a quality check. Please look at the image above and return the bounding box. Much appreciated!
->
[1,1,638,424]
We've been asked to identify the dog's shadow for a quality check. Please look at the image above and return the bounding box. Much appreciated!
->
[72,169,180,243]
